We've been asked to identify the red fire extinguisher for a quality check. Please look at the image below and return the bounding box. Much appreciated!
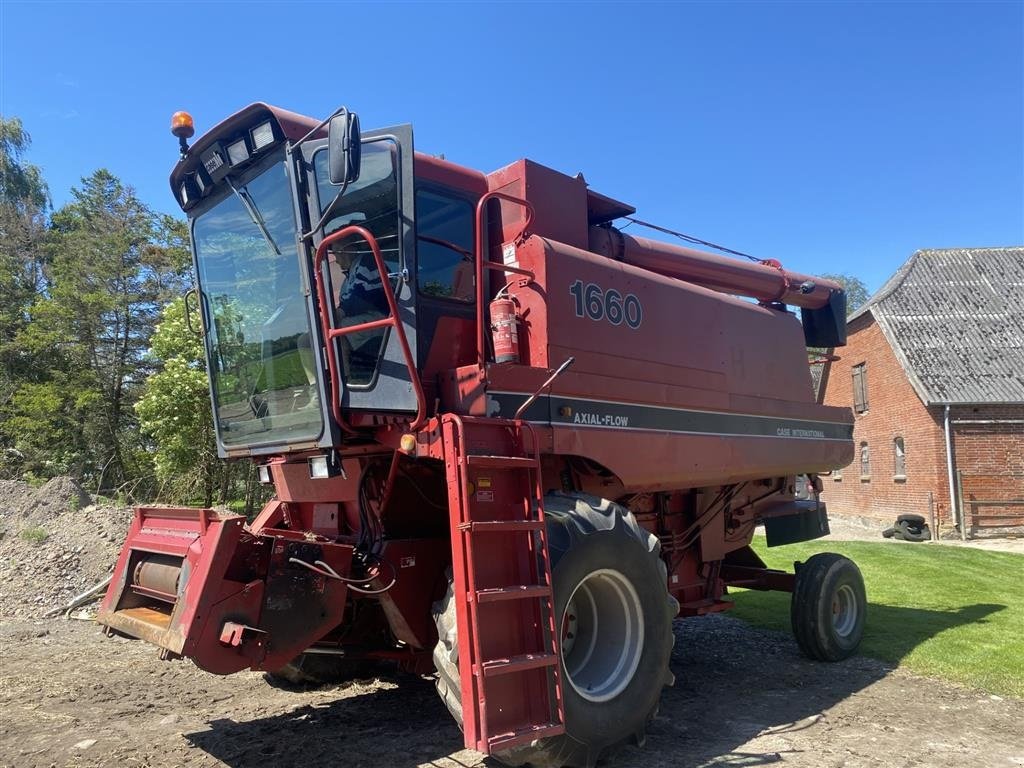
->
[489,295,520,364]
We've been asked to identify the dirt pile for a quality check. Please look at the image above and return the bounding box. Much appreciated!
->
[0,477,132,617]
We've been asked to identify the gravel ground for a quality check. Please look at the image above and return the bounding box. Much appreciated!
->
[0,478,132,618]
[1,614,1022,768]
[2,481,1021,767]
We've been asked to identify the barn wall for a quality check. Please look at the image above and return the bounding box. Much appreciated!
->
[820,314,951,527]
[950,404,1024,531]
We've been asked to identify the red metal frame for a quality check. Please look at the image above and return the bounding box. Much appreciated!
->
[313,224,427,432]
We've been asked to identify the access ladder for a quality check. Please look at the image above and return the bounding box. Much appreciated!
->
[441,415,565,754]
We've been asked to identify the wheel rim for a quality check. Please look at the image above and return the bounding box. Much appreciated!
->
[560,568,644,703]
[831,584,859,637]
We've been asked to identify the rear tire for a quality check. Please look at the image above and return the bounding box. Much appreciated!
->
[432,493,677,768]
[791,553,866,661]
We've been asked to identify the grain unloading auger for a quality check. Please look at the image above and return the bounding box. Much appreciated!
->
[98,103,863,768]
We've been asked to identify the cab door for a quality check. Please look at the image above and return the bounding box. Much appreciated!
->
[298,125,419,417]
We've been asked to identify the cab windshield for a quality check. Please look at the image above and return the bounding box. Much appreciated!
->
[193,159,322,447]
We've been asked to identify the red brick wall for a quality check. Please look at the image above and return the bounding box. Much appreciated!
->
[950,404,1024,530]
[819,313,1024,533]
[820,314,952,526]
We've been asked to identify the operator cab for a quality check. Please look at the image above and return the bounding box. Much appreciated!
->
[170,104,483,459]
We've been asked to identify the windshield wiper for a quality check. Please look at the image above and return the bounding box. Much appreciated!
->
[226,178,281,256]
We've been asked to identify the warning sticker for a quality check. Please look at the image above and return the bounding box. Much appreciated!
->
[476,490,494,502]
[502,243,517,265]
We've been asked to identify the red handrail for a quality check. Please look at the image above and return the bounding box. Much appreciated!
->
[474,192,536,368]
[313,225,427,434]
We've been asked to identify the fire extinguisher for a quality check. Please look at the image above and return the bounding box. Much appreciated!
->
[489,294,520,364]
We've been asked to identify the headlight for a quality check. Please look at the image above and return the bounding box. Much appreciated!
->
[308,455,330,479]
[227,138,249,166]
[251,121,275,151]
[308,455,345,479]
[179,174,199,210]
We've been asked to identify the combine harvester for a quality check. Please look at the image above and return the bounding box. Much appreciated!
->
[98,104,863,767]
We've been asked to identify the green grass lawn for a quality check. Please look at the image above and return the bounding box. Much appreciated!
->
[728,538,1024,697]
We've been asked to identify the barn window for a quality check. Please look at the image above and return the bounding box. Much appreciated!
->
[852,363,869,414]
[859,441,871,480]
[893,437,906,479]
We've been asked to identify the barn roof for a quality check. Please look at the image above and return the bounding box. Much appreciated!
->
[848,247,1024,405]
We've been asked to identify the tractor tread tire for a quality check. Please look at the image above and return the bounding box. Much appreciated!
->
[432,492,677,768]
[791,553,866,662]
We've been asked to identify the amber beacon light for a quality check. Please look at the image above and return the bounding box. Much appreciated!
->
[171,111,195,156]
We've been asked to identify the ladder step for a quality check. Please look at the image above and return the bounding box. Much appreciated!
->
[461,520,545,533]
[488,722,566,751]
[476,585,551,603]
[466,455,540,469]
[480,652,558,678]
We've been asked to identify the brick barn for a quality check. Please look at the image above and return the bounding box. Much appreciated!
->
[819,247,1024,537]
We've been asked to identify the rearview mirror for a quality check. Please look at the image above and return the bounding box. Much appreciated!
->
[328,108,361,186]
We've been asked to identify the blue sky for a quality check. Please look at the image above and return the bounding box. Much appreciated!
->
[2,1,1021,293]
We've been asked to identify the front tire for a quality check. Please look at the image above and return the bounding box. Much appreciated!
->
[433,493,677,768]
[791,553,866,661]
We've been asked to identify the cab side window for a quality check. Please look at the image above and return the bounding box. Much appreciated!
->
[416,188,474,303]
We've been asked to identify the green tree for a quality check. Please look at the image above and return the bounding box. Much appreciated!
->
[1,117,48,210]
[821,273,870,315]
[136,297,224,505]
[5,170,190,492]
[0,117,50,478]
[809,273,871,397]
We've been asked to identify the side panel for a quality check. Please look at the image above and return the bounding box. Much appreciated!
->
[481,231,856,489]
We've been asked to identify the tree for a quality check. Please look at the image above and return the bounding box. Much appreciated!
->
[820,273,870,315]
[4,170,190,492]
[0,117,50,478]
[136,297,224,505]
[808,273,871,398]
[0,117,48,210]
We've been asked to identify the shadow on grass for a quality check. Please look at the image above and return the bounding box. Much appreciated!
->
[185,602,1004,768]
[728,590,1006,666]
[848,601,1006,663]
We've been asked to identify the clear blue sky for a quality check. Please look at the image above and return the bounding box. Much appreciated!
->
[2,1,1021,293]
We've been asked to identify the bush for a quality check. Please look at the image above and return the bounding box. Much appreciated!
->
[20,527,48,544]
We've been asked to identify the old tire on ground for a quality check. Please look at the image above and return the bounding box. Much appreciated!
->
[264,653,372,688]
[432,492,677,768]
[791,553,866,662]
[899,524,931,542]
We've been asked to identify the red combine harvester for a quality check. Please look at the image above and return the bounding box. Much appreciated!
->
[98,104,863,767]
